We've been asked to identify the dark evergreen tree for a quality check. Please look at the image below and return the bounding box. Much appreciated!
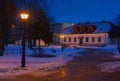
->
[32,9,53,44]
[0,0,17,56]
[114,15,120,28]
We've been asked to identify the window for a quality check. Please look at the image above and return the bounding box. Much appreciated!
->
[64,37,66,42]
[87,25,96,33]
[69,37,71,42]
[86,37,89,42]
[74,37,76,42]
[92,37,95,42]
[73,26,78,33]
[98,37,101,42]
[79,26,85,33]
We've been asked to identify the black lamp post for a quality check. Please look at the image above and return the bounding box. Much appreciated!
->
[20,11,29,67]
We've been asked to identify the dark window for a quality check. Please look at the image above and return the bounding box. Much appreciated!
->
[86,37,89,42]
[64,37,66,42]
[74,37,76,42]
[69,37,71,42]
[92,37,95,42]
[98,37,101,42]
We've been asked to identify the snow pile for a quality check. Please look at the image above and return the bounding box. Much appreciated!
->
[0,45,85,77]
[97,45,120,73]
[113,54,120,58]
[97,61,120,72]
[70,44,119,54]
[72,44,120,73]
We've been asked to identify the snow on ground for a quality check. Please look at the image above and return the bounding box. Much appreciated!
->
[97,45,120,73]
[70,44,120,73]
[70,44,119,54]
[97,61,120,72]
[0,44,85,77]
[1,44,120,76]
[97,49,120,73]
[82,44,120,73]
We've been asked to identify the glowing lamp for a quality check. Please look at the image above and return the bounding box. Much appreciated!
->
[20,13,29,20]
[60,35,65,39]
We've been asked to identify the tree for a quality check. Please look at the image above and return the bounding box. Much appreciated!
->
[0,0,17,56]
[18,0,62,46]
[114,15,120,28]
[32,9,53,43]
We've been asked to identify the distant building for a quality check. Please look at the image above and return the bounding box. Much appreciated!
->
[55,21,120,46]
[53,22,73,34]
[52,22,73,44]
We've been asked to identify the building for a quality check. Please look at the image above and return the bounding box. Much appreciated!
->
[53,22,73,34]
[55,21,120,46]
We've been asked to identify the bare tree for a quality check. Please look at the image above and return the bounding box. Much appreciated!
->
[18,0,62,49]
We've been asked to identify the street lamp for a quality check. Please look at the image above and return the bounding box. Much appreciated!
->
[20,13,29,21]
[20,11,29,67]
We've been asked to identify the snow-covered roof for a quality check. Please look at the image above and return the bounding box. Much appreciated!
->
[90,22,111,33]
[62,22,113,34]
[62,26,73,34]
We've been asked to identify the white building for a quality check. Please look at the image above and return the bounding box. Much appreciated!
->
[59,33,108,46]
[55,21,120,46]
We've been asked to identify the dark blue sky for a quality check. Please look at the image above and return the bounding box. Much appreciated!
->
[50,0,120,23]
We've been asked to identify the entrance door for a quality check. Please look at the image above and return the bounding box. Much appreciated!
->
[79,38,83,44]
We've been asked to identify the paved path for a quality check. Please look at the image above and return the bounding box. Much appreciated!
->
[1,48,120,81]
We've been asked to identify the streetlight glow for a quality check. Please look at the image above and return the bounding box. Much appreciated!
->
[20,13,29,20]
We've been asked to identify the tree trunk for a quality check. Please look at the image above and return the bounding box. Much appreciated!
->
[38,39,41,54]
[0,25,3,56]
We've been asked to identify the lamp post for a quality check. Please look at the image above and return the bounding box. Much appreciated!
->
[20,11,29,67]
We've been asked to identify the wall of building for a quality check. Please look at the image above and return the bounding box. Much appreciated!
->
[58,33,108,46]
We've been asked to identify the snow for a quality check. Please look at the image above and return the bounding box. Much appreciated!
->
[0,44,85,77]
[62,26,73,34]
[86,44,120,73]
[97,61,120,72]
[70,44,120,73]
[92,22,111,33]
[70,44,119,54]
[62,22,111,34]
[1,44,120,76]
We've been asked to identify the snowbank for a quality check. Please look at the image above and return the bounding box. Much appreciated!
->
[97,61,120,72]
[0,45,85,77]
[95,44,120,73]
